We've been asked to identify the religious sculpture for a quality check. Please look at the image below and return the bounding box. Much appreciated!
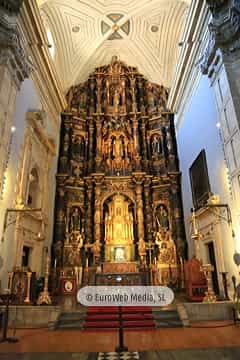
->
[151,135,162,156]
[113,88,120,113]
[72,136,84,159]
[104,194,134,262]
[112,136,124,158]
[156,205,169,230]
[70,208,81,232]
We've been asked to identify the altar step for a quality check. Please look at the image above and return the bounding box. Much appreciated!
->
[56,306,183,330]
[152,309,183,328]
[83,306,155,331]
[56,311,86,329]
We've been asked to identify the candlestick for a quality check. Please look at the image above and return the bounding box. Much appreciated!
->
[180,256,185,289]
[201,263,217,302]
[192,208,198,235]
[37,252,52,305]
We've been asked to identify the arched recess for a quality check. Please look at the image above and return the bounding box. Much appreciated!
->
[27,167,41,208]
[101,192,137,262]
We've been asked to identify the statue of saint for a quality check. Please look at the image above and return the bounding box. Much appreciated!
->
[146,83,155,108]
[70,208,81,232]
[113,88,120,112]
[138,238,146,256]
[115,247,125,262]
[63,132,69,155]
[72,136,84,158]
[76,232,84,248]
[156,206,169,230]
[113,137,124,158]
[151,135,161,155]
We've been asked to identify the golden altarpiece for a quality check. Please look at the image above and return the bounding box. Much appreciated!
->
[52,57,187,292]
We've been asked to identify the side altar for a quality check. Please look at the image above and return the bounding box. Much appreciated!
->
[51,56,187,297]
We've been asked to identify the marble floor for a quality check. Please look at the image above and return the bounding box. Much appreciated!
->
[0,321,239,354]
[1,349,240,360]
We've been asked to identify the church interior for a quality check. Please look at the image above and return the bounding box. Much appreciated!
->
[1,0,240,359]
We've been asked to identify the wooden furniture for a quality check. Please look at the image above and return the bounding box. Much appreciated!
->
[0,293,18,343]
[8,268,36,304]
[184,257,208,301]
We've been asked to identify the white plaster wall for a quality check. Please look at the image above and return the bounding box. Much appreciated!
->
[176,74,237,281]
[0,79,59,289]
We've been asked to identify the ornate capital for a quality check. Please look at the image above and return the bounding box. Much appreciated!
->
[209,0,240,46]
[200,32,217,75]
[201,0,240,74]
[0,1,31,88]
[206,0,229,11]
[93,174,105,186]
[0,1,23,15]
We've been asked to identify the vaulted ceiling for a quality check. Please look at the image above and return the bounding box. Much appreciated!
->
[37,0,190,93]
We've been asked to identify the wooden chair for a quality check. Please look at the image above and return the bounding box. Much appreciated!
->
[184,257,208,301]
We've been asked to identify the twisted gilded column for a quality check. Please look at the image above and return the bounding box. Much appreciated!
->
[134,174,145,244]
[93,175,104,259]
[88,118,95,172]
[166,121,177,172]
[85,178,93,244]
[96,75,102,114]
[144,177,153,243]
[95,117,102,171]
[141,120,148,159]
[132,115,141,170]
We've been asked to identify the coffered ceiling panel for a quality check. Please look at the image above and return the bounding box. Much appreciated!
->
[37,0,190,92]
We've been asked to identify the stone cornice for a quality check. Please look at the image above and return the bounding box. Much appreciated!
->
[201,0,240,74]
[0,1,31,89]
[167,0,209,119]
[209,0,240,46]
[18,0,67,128]
[206,0,228,11]
[0,0,23,15]
[26,110,56,156]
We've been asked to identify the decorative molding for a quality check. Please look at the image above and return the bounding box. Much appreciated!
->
[201,0,240,75]
[0,1,31,89]
[18,0,67,127]
[37,0,189,90]
[168,0,209,122]
[0,0,23,15]
[26,110,56,156]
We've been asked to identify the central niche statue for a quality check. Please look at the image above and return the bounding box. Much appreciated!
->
[104,194,134,261]
[112,136,124,159]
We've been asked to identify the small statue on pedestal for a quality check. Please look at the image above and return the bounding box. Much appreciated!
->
[70,208,81,232]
